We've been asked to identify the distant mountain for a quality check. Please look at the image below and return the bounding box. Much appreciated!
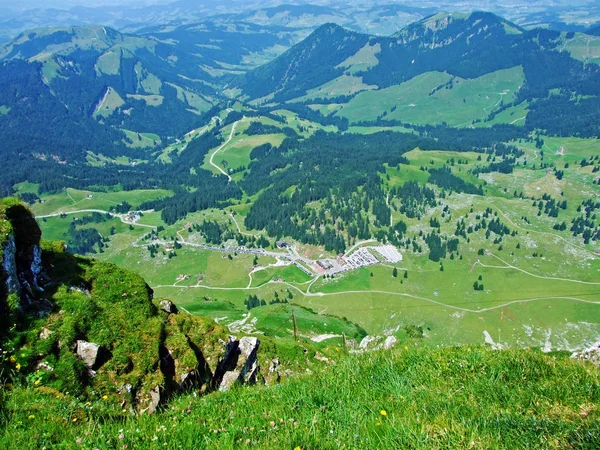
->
[232,12,524,102]
[0,0,267,40]
[215,4,353,28]
[232,12,600,136]
[0,25,212,142]
[588,24,600,36]
[231,23,370,103]
[3,10,600,197]
[0,21,300,194]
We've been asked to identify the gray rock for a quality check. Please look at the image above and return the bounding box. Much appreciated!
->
[269,357,281,384]
[2,236,19,295]
[148,386,162,414]
[571,342,600,366]
[314,352,330,363]
[159,299,178,314]
[213,336,261,391]
[31,245,43,290]
[39,327,53,340]
[76,340,101,369]
[36,361,54,372]
[383,336,397,350]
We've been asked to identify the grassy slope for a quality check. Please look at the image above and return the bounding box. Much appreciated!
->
[1,346,598,449]
[29,188,171,216]
[29,115,600,351]
[337,67,525,126]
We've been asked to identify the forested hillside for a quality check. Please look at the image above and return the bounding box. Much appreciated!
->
[0,23,298,195]
[233,12,600,139]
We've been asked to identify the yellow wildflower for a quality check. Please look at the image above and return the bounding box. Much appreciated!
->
[404,346,408,350]
[34,380,40,386]
[9,356,16,363]
[72,418,78,423]
[376,422,381,426]
[28,415,35,420]
[102,395,108,400]
[15,363,21,370]
[294,447,302,450]
[380,410,387,417]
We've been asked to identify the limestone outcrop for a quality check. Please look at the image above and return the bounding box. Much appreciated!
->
[571,342,600,366]
[213,336,261,391]
[0,199,265,415]
[76,340,102,369]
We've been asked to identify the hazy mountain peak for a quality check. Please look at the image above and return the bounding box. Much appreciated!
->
[394,10,522,44]
[0,25,125,61]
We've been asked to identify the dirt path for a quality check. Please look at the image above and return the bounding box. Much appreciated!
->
[66,189,77,204]
[479,253,600,285]
[153,281,598,315]
[209,118,244,182]
[509,116,526,125]
[230,213,254,237]
[483,92,507,113]
[94,87,110,115]
[490,202,598,258]
[36,208,156,229]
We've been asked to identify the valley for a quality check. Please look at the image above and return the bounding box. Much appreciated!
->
[26,105,600,351]
[0,10,597,353]
[2,5,600,448]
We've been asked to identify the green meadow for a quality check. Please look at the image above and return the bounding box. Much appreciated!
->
[30,114,600,351]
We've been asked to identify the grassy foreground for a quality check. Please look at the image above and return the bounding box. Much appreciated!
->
[1,346,598,449]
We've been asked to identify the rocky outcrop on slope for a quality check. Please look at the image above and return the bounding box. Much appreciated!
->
[571,342,600,366]
[0,199,264,414]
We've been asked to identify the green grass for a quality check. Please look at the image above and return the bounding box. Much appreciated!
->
[347,125,414,135]
[217,133,286,173]
[561,32,600,65]
[271,109,338,137]
[126,94,164,106]
[13,182,39,194]
[475,101,529,127]
[293,74,376,102]
[336,41,381,74]
[2,346,598,449]
[95,49,121,75]
[93,87,125,118]
[122,130,161,149]
[30,188,172,217]
[251,264,313,287]
[139,71,162,95]
[86,152,150,167]
[337,67,525,127]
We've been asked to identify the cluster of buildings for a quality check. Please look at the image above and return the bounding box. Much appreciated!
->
[312,245,403,276]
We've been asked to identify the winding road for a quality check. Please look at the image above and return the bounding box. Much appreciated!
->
[36,206,599,318]
[36,209,156,229]
[209,118,244,182]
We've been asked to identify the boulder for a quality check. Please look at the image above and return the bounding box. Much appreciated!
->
[76,340,101,369]
[314,351,330,363]
[159,299,178,314]
[269,357,281,384]
[213,336,261,391]
[383,336,397,350]
[148,386,162,414]
[39,327,53,340]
